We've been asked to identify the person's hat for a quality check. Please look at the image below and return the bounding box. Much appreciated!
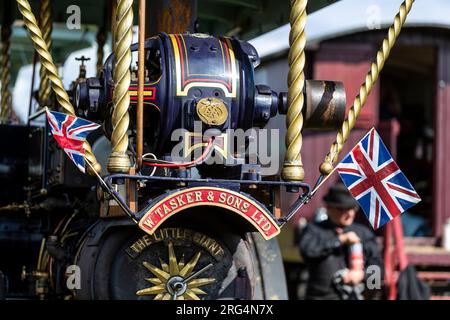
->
[323,182,359,209]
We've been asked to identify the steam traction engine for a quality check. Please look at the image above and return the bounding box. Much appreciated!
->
[0,30,346,300]
[0,0,412,300]
[71,32,346,300]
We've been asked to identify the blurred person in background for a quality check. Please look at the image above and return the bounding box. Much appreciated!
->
[299,183,383,300]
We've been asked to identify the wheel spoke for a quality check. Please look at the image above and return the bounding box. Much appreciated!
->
[136,284,165,296]
[159,257,169,273]
[184,290,201,300]
[135,229,221,301]
[191,287,207,295]
[187,278,215,288]
[168,242,180,275]
[178,254,185,269]
[154,293,165,300]
[142,261,170,281]
[145,277,161,285]
[179,252,201,277]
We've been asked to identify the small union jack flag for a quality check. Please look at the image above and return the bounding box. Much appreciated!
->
[45,109,100,173]
[336,128,421,230]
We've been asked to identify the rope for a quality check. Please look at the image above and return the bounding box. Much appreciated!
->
[319,0,415,175]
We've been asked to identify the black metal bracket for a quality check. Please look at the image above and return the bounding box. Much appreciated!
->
[99,173,312,229]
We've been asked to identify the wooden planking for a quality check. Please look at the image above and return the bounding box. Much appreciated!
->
[314,43,380,129]
[433,42,450,238]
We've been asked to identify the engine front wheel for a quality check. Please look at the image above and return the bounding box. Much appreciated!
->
[74,220,261,300]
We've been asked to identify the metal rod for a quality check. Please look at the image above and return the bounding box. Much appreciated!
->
[182,263,213,284]
[104,173,311,191]
[280,164,340,225]
[85,160,138,223]
[103,173,311,223]
[311,164,339,195]
[137,0,146,169]
[27,50,38,125]
[28,105,47,121]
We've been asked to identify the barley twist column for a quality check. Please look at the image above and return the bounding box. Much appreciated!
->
[0,22,12,122]
[96,28,106,77]
[38,0,52,107]
[107,0,133,173]
[16,0,101,174]
[281,0,308,181]
[319,0,415,175]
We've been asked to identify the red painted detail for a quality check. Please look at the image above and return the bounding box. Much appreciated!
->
[128,86,156,101]
[350,145,402,218]
[433,44,450,238]
[174,34,233,92]
[374,198,380,230]
[378,121,408,300]
[138,187,280,240]
[417,271,450,280]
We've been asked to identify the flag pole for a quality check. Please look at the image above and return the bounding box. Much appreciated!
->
[279,165,340,224]
[311,166,339,196]
[85,159,138,224]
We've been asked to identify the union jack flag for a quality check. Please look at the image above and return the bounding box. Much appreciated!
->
[45,109,100,173]
[336,128,421,230]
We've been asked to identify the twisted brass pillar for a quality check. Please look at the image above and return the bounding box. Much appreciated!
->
[319,0,414,175]
[16,0,101,174]
[96,28,106,77]
[38,0,52,107]
[107,0,133,173]
[281,0,308,181]
[0,22,12,122]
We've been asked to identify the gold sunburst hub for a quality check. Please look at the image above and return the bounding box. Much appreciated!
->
[136,241,215,300]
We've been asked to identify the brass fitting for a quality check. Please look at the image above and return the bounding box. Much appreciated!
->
[319,0,415,175]
[107,0,134,173]
[281,0,308,181]
[96,28,106,77]
[0,23,12,122]
[38,0,52,106]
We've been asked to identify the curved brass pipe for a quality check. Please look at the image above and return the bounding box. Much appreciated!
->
[0,23,12,122]
[16,0,101,174]
[281,0,308,182]
[107,0,133,173]
[38,0,52,106]
[319,0,415,175]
